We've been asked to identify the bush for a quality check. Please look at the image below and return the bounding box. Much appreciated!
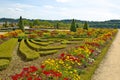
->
[25,39,41,51]
[0,38,18,60]
[19,39,39,61]
[39,45,66,50]
[39,50,58,56]
[30,39,50,46]
[0,59,10,70]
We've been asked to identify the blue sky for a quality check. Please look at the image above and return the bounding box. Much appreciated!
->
[0,0,120,21]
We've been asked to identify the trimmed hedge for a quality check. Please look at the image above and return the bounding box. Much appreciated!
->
[25,39,41,51]
[39,50,58,56]
[68,38,84,41]
[39,45,66,50]
[0,38,18,60]
[0,59,10,70]
[30,39,50,46]
[26,39,66,51]
[19,39,39,61]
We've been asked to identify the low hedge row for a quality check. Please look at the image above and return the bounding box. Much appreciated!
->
[68,38,84,41]
[30,39,50,46]
[19,39,39,61]
[26,39,66,51]
[39,45,66,50]
[39,50,58,56]
[0,38,18,60]
[0,59,10,70]
[25,39,41,51]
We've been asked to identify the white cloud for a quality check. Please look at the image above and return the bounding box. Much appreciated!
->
[56,0,73,3]
[44,5,54,9]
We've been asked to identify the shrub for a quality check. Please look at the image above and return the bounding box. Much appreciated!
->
[0,38,18,60]
[0,59,10,70]
[39,50,58,56]
[19,39,39,61]
[30,39,50,46]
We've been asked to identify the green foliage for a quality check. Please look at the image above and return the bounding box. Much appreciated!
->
[30,39,50,46]
[0,38,18,60]
[0,59,10,70]
[39,50,58,56]
[39,45,66,50]
[76,23,79,28]
[83,21,89,30]
[70,19,76,32]
[25,39,40,51]
[18,16,24,32]
[19,39,39,61]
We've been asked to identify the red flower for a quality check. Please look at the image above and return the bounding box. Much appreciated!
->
[64,78,69,80]
[42,70,50,76]
[29,66,38,73]
[27,77,32,80]
[23,67,29,71]
[34,77,42,80]
[40,64,45,69]
[60,53,65,57]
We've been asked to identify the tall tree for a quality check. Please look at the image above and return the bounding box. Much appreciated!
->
[3,21,8,28]
[76,23,79,28]
[18,16,24,31]
[83,21,88,30]
[70,19,76,32]
[56,22,59,29]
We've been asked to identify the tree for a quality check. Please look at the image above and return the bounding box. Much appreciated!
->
[33,19,40,26]
[56,22,59,29]
[18,16,24,31]
[3,21,8,28]
[70,19,76,32]
[83,21,88,30]
[76,23,79,28]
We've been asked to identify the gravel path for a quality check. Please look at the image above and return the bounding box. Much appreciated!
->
[91,29,120,80]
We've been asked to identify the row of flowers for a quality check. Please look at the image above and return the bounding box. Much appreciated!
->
[10,29,118,80]
[0,30,22,44]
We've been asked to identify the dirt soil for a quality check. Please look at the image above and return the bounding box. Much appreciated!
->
[91,29,120,80]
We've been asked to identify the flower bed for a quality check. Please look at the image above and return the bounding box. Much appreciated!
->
[10,29,118,80]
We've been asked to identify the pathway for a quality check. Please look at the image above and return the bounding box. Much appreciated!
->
[91,29,120,80]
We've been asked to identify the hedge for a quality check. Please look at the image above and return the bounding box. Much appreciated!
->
[19,39,39,61]
[39,45,66,50]
[0,59,10,70]
[0,38,18,60]
[30,39,50,46]
[39,50,58,56]
[25,39,41,51]
[26,39,66,51]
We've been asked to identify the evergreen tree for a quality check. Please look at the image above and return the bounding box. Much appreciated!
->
[56,23,59,29]
[18,16,24,31]
[3,21,8,28]
[83,21,88,30]
[76,23,79,28]
[70,19,76,32]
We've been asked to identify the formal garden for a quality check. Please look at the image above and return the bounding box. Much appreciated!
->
[0,26,118,80]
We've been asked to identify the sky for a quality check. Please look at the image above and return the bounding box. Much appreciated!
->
[0,0,120,21]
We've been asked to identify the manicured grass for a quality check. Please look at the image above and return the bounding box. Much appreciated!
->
[19,39,39,61]
[0,59,10,70]
[80,33,117,80]
[0,38,18,60]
